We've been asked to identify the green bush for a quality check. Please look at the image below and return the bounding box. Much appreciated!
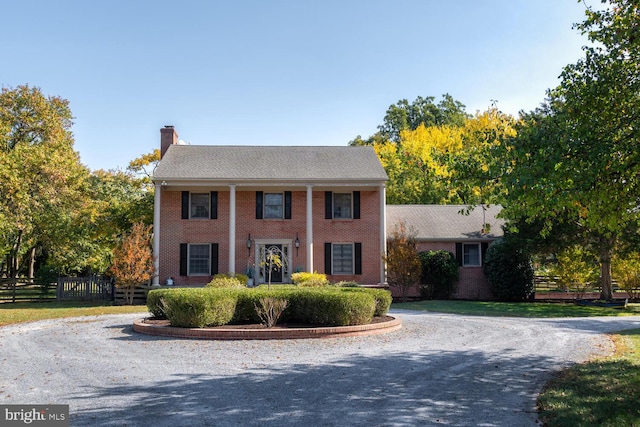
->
[484,239,534,301]
[147,289,177,318]
[207,274,245,288]
[291,271,330,287]
[333,280,360,288]
[419,250,459,299]
[147,286,389,328]
[289,289,376,326]
[160,289,237,327]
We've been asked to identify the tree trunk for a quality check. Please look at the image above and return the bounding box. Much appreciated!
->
[28,247,36,279]
[599,245,614,300]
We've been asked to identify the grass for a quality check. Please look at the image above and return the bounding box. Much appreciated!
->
[392,300,640,318]
[538,328,640,426]
[0,301,148,326]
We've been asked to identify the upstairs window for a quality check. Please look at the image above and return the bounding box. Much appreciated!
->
[256,191,292,219]
[264,193,284,219]
[181,191,218,219]
[325,191,360,219]
[190,193,209,218]
[333,193,352,219]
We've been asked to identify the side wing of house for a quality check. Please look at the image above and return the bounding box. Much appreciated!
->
[152,126,388,287]
[386,204,504,300]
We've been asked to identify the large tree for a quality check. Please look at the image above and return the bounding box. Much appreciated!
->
[0,85,89,278]
[349,94,469,146]
[500,0,640,300]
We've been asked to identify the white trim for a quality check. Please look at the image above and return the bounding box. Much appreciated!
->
[229,184,236,274]
[152,184,161,285]
[306,185,313,273]
[253,239,294,284]
[380,184,386,285]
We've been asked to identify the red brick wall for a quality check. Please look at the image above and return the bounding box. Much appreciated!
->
[158,188,383,286]
[391,241,494,300]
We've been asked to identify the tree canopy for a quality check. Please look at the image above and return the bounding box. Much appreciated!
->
[499,0,640,299]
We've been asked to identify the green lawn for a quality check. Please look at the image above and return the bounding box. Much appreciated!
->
[392,299,640,317]
[0,301,148,326]
[538,328,640,426]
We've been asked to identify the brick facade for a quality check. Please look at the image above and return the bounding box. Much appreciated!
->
[158,187,384,287]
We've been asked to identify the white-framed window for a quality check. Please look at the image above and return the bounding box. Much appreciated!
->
[332,243,354,274]
[463,243,481,267]
[189,244,211,275]
[264,193,284,219]
[333,193,352,219]
[190,193,210,219]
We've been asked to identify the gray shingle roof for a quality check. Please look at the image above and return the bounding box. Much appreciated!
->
[386,205,504,240]
[153,145,388,182]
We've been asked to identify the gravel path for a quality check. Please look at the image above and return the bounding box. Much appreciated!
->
[2,310,640,426]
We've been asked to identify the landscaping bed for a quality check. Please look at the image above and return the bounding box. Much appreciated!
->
[145,285,393,329]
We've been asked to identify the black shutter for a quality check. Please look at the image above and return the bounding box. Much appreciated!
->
[455,243,463,266]
[181,191,189,219]
[211,243,219,275]
[325,192,332,219]
[284,191,292,219]
[354,242,362,275]
[256,191,263,219]
[481,242,489,265]
[353,191,360,219]
[324,243,332,274]
[210,191,218,219]
[180,243,188,276]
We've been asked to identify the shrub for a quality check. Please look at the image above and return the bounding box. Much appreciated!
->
[550,245,599,296]
[147,289,176,318]
[254,296,289,327]
[292,271,330,287]
[613,253,640,300]
[290,289,376,326]
[484,239,534,301]
[207,275,244,288]
[341,287,392,317]
[419,250,459,299]
[148,286,389,328]
[160,289,237,327]
[333,280,360,288]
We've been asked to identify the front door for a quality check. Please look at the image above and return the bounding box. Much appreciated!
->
[263,244,283,283]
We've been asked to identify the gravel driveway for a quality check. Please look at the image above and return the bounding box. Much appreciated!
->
[2,310,640,426]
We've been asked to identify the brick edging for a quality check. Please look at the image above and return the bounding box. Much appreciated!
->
[132,316,402,340]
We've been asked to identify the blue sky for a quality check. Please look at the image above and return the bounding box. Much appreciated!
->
[3,1,589,171]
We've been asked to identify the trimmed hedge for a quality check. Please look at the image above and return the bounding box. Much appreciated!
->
[159,288,236,328]
[147,286,392,328]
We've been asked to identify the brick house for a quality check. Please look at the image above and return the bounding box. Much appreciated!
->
[152,126,388,287]
[386,204,504,299]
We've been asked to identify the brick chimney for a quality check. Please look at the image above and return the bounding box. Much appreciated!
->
[160,125,178,157]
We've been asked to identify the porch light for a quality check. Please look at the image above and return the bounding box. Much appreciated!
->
[295,233,300,256]
[246,234,252,253]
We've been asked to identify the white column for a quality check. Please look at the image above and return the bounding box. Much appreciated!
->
[152,183,161,285]
[306,185,313,272]
[229,185,236,274]
[380,184,387,285]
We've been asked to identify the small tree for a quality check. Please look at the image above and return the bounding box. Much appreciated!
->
[613,253,640,301]
[259,245,284,290]
[385,221,421,301]
[108,222,155,304]
[419,250,459,299]
[550,245,599,298]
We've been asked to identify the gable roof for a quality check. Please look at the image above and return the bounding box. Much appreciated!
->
[154,145,388,183]
[386,205,504,241]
